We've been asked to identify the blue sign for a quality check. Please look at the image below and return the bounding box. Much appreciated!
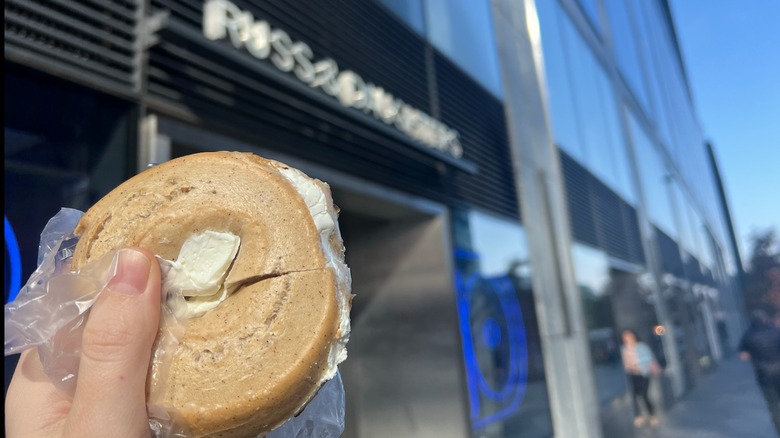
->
[5,216,22,303]
[455,249,528,429]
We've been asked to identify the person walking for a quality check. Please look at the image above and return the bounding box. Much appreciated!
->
[739,309,780,435]
[621,328,661,428]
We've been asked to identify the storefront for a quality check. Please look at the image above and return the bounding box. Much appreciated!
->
[5,1,745,437]
[4,1,555,436]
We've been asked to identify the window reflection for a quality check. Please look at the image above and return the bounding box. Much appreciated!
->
[604,0,649,112]
[628,112,677,237]
[424,0,503,98]
[661,276,714,387]
[452,209,552,437]
[576,0,602,35]
[374,0,503,98]
[537,1,635,203]
[537,0,583,162]
[375,0,425,35]
[572,244,663,405]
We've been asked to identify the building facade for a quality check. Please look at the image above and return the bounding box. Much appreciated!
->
[3,0,743,437]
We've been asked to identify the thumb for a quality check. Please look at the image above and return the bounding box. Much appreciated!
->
[65,248,161,438]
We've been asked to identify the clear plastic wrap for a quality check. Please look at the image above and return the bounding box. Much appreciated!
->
[4,208,345,437]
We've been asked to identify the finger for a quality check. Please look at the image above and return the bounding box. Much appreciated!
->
[6,349,72,437]
[64,248,161,438]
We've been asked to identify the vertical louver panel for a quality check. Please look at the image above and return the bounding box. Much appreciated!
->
[560,150,645,265]
[561,151,599,248]
[4,0,139,95]
[655,226,684,277]
[434,52,520,219]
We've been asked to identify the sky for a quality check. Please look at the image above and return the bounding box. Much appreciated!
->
[668,0,780,263]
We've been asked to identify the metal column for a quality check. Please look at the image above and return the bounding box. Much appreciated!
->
[490,0,602,436]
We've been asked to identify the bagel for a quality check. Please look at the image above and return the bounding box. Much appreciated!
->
[71,151,351,437]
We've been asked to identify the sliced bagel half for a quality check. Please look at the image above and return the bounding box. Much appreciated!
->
[71,151,351,437]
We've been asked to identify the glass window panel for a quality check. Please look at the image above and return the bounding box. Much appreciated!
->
[640,1,674,150]
[670,180,695,256]
[425,0,503,98]
[628,112,677,237]
[688,205,713,270]
[572,243,625,406]
[677,185,698,258]
[538,1,587,162]
[604,0,649,112]
[683,195,703,260]
[375,0,426,35]
[587,60,620,189]
[576,0,602,35]
[452,209,553,437]
[628,0,659,122]
[4,71,131,303]
[565,23,601,168]
[571,244,662,405]
[594,63,636,204]
[539,3,635,204]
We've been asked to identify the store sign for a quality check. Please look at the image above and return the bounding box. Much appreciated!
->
[203,0,463,158]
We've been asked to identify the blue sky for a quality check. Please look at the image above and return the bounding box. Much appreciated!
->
[668,1,780,262]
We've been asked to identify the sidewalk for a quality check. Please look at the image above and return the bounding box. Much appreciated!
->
[637,356,777,438]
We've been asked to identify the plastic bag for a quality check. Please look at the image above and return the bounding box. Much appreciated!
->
[4,208,345,437]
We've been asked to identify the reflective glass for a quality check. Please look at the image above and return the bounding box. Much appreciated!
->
[670,179,696,256]
[604,0,649,112]
[571,244,662,406]
[425,0,503,98]
[640,1,675,151]
[375,0,426,35]
[628,112,677,237]
[687,203,712,270]
[572,244,626,405]
[594,63,636,203]
[4,70,131,303]
[542,4,635,204]
[628,0,660,122]
[662,280,714,383]
[564,18,601,167]
[451,209,553,437]
[576,0,602,35]
[537,0,585,162]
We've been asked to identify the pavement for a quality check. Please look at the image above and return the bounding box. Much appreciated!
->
[635,356,777,438]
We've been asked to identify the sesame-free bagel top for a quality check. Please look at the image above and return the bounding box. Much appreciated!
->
[71,152,351,437]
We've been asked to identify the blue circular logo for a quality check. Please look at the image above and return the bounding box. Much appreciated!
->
[456,263,529,429]
[5,216,23,303]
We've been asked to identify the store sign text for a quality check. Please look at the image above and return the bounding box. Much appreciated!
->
[203,0,462,158]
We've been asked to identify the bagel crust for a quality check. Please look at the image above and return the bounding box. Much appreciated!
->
[71,152,351,437]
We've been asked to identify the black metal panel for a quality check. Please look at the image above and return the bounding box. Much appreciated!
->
[146,0,520,219]
[4,0,138,94]
[655,226,684,277]
[434,52,520,219]
[560,150,645,265]
[624,206,645,264]
[560,151,598,248]
[151,0,430,112]
[146,26,448,201]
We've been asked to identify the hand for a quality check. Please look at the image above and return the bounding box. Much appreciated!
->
[739,351,751,361]
[6,248,161,438]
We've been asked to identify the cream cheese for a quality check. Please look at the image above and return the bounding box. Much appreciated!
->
[276,166,351,380]
[157,167,350,380]
[159,230,241,319]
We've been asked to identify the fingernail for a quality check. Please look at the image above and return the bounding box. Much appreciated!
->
[108,249,151,295]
